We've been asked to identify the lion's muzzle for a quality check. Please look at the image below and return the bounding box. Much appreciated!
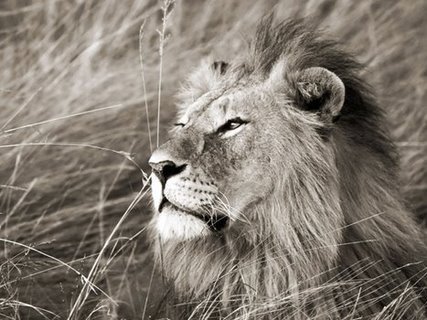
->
[149,147,229,239]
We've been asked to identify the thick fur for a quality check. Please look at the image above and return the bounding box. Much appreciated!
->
[151,17,427,319]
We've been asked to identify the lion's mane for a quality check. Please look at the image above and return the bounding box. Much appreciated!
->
[153,17,427,319]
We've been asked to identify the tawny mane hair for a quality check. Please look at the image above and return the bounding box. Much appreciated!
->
[153,17,427,319]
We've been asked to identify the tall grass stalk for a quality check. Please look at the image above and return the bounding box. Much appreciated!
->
[156,0,175,147]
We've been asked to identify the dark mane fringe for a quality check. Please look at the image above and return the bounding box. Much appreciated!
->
[249,15,398,172]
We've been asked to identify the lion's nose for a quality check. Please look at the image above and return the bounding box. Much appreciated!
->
[149,152,187,182]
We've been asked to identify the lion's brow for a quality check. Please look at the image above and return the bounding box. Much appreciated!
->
[190,89,227,114]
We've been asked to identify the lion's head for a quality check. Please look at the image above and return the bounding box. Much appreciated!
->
[148,17,427,319]
[149,39,344,243]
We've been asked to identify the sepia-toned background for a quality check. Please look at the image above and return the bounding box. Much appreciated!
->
[0,0,426,319]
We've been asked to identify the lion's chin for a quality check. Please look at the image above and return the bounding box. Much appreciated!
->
[155,207,211,241]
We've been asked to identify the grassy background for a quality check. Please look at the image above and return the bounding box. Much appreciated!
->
[0,0,425,319]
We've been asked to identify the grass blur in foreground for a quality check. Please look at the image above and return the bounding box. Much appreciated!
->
[0,0,426,319]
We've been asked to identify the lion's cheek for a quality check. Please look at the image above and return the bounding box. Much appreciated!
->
[222,173,274,220]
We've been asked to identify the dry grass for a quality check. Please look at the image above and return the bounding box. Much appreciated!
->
[0,0,425,319]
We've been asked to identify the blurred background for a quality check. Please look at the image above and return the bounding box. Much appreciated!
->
[0,0,425,319]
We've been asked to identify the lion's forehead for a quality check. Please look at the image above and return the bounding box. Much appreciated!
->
[183,85,267,128]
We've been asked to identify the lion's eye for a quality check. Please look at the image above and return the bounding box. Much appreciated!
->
[217,118,248,134]
[174,123,185,128]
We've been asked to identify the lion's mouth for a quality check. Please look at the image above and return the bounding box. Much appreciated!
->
[159,197,229,231]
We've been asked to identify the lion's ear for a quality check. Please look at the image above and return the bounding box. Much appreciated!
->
[211,60,229,75]
[295,67,345,123]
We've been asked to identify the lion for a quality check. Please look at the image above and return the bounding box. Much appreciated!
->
[148,17,427,319]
